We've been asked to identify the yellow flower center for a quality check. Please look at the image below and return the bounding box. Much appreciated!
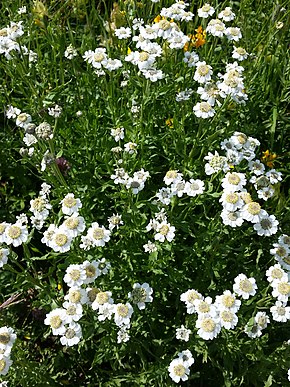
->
[94,53,105,62]
[69,290,81,303]
[222,295,235,308]
[7,225,21,239]
[139,52,149,62]
[70,269,81,281]
[50,315,62,329]
[201,318,215,332]
[93,228,105,240]
[277,282,290,295]
[166,170,177,179]
[198,302,210,313]
[221,310,233,322]
[247,202,261,215]
[64,217,79,230]
[55,234,68,247]
[198,65,209,76]
[0,359,6,372]
[85,264,96,278]
[173,364,186,377]
[66,305,76,315]
[0,332,10,345]
[226,193,239,204]
[117,304,129,317]
[96,292,109,305]
[159,225,169,236]
[228,173,240,185]
[200,102,211,112]
[187,291,200,303]
[239,279,253,293]
[271,268,284,280]
[63,197,77,208]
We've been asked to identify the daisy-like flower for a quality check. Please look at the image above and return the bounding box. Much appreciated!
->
[44,308,67,335]
[266,169,283,184]
[206,19,226,37]
[64,287,88,305]
[98,303,115,322]
[248,160,265,176]
[114,303,133,327]
[95,258,111,275]
[221,209,244,228]
[0,223,9,243]
[128,283,153,310]
[61,193,82,215]
[154,221,175,243]
[126,177,145,195]
[4,222,28,247]
[198,4,215,18]
[270,243,290,268]
[255,312,270,330]
[196,314,221,340]
[63,264,86,288]
[194,297,217,317]
[225,27,242,41]
[91,291,114,311]
[171,179,186,197]
[176,325,192,342]
[219,310,238,329]
[30,196,51,219]
[164,170,183,186]
[117,326,130,343]
[0,355,13,376]
[0,327,16,351]
[183,51,199,67]
[184,179,205,196]
[232,47,249,61]
[50,228,72,253]
[193,101,215,119]
[253,214,279,237]
[178,350,195,367]
[222,172,247,192]
[204,151,229,175]
[271,279,290,303]
[16,113,32,128]
[124,142,137,154]
[270,301,290,322]
[64,44,78,59]
[143,241,157,253]
[111,127,124,142]
[180,289,203,314]
[244,320,262,339]
[115,27,132,39]
[240,202,267,223]
[156,187,174,205]
[194,61,213,84]
[48,104,62,118]
[176,89,194,102]
[220,192,244,212]
[279,234,290,249]
[81,260,100,284]
[0,248,9,268]
[215,290,241,313]
[60,322,82,347]
[62,214,86,237]
[168,358,190,384]
[62,301,83,323]
[5,105,21,119]
[266,264,288,284]
[83,47,108,69]
[86,222,111,247]
[218,7,235,21]
[233,273,257,299]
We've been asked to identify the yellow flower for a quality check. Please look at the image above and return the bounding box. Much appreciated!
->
[166,118,174,128]
[261,150,277,168]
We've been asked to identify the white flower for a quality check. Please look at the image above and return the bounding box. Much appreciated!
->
[232,47,249,61]
[5,223,28,247]
[266,169,283,184]
[62,301,83,323]
[16,113,32,128]
[171,179,186,197]
[64,287,88,305]
[86,222,111,247]
[98,303,115,322]
[108,214,123,230]
[183,51,199,67]
[198,4,215,18]
[30,196,51,219]
[255,312,270,330]
[81,260,100,284]
[63,264,86,288]
[164,170,183,186]
[23,133,37,146]
[50,228,72,253]
[154,221,175,243]
[124,142,137,154]
[221,209,244,228]
[0,355,13,376]
[177,350,195,367]
[176,325,191,341]
[196,314,221,340]
[248,160,265,175]
[266,264,288,283]
[44,308,67,335]
[61,193,82,215]
[215,290,241,313]
[240,202,268,223]
[0,327,16,351]
[5,105,21,119]
[233,273,257,299]
[184,179,205,196]
[225,27,242,41]
[48,104,62,118]
[271,279,290,303]
[64,44,78,59]
[0,248,9,268]
[128,283,153,310]
[143,241,157,253]
[222,172,247,192]
[244,320,262,339]
[176,89,194,102]
[83,48,108,69]
[270,301,290,322]
[204,151,230,175]
[206,19,226,37]
[111,127,124,142]
[180,289,203,314]
[126,178,145,195]
[193,101,215,118]
[279,234,290,249]
[114,303,133,327]
[60,322,82,347]
[194,297,217,317]
[115,27,131,39]
[62,214,86,237]
[91,291,114,311]
[253,214,279,237]
[141,67,164,82]
[168,358,190,383]
[219,310,238,329]
[218,7,235,21]
[220,192,243,212]
[194,61,213,84]
[117,326,130,343]
[95,258,111,275]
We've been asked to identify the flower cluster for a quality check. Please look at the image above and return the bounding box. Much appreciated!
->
[111,167,150,195]
[168,350,194,384]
